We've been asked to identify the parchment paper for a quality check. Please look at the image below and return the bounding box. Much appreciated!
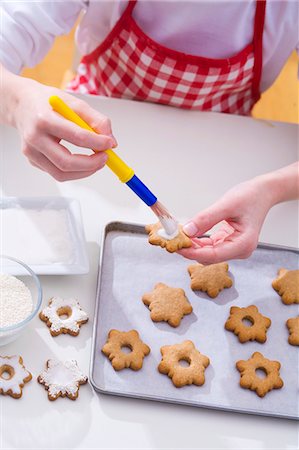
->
[91,225,299,419]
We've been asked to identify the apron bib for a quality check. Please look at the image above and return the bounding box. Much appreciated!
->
[68,0,266,115]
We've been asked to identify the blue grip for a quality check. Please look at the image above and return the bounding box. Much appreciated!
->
[126,174,157,206]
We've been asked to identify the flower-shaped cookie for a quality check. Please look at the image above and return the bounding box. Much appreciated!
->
[236,352,283,398]
[38,359,88,401]
[188,262,233,298]
[225,305,271,343]
[0,356,32,399]
[142,283,193,327]
[286,316,299,346]
[158,340,210,388]
[272,268,299,304]
[102,330,150,371]
[40,297,88,336]
[145,223,192,253]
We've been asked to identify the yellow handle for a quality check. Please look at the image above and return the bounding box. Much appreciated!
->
[49,95,134,183]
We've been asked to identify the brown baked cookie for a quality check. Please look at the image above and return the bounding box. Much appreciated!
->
[142,283,193,327]
[272,268,299,305]
[102,330,150,371]
[188,262,233,298]
[286,316,299,346]
[158,340,210,388]
[38,359,88,401]
[236,352,283,398]
[39,297,88,336]
[145,223,192,253]
[0,356,32,399]
[225,305,271,343]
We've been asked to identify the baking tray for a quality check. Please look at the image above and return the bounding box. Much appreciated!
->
[90,222,299,420]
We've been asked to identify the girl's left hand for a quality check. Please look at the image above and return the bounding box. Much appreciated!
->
[179,176,276,264]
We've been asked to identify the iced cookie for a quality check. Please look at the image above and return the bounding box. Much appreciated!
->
[102,330,150,371]
[158,340,210,388]
[0,356,32,399]
[272,268,299,304]
[236,352,283,398]
[38,359,88,401]
[188,262,233,298]
[39,297,88,336]
[225,305,271,343]
[286,316,299,346]
[145,223,192,253]
[142,283,193,327]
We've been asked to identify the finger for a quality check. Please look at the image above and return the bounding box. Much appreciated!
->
[183,201,234,238]
[25,146,100,181]
[32,136,108,172]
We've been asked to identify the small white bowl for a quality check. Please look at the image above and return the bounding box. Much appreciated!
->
[0,255,42,346]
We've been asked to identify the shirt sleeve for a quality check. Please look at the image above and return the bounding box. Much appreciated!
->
[0,0,86,74]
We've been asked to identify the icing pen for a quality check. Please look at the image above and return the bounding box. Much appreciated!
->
[49,96,178,236]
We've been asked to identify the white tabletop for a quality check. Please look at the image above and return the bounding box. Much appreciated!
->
[1,95,298,450]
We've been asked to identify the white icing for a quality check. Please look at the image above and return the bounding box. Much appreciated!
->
[39,359,87,397]
[0,274,33,327]
[41,297,88,333]
[157,228,180,240]
[0,356,31,395]
[158,217,179,237]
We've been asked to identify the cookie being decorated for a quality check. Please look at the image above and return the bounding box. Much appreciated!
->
[0,356,32,399]
[272,268,299,304]
[286,316,299,346]
[225,305,271,343]
[145,223,192,253]
[188,262,233,298]
[38,359,88,401]
[39,297,88,336]
[102,330,150,371]
[236,352,283,398]
[158,340,210,388]
[142,283,193,327]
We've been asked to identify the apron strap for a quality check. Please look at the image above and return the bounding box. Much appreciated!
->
[252,0,266,99]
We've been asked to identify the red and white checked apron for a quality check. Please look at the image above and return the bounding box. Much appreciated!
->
[68,0,266,115]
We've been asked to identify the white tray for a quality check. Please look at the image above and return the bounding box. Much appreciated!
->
[90,222,299,420]
[0,197,89,274]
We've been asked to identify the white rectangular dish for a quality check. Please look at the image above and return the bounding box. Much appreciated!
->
[0,197,89,274]
[90,222,299,420]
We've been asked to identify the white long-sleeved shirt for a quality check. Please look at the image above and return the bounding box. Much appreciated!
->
[0,0,298,93]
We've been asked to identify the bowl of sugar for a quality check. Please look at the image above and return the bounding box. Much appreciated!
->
[0,255,42,346]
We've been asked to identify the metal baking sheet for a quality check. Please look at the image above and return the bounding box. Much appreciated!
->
[90,222,299,420]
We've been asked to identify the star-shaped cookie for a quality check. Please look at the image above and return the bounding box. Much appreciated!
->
[102,330,150,371]
[236,352,283,398]
[158,340,210,388]
[145,223,192,253]
[142,283,193,327]
[188,262,233,298]
[225,305,271,343]
[38,359,88,401]
[272,268,299,304]
[0,356,32,399]
[286,316,299,346]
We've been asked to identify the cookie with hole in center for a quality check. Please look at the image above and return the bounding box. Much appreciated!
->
[0,356,32,399]
[236,352,283,398]
[225,305,271,343]
[102,330,150,371]
[286,316,299,346]
[145,223,192,253]
[188,262,233,298]
[158,340,210,388]
[39,297,88,336]
[142,283,193,327]
[272,268,299,304]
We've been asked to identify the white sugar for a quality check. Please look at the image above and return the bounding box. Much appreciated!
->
[0,208,74,264]
[0,274,33,327]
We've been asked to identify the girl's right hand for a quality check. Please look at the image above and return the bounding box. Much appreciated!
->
[6,71,117,181]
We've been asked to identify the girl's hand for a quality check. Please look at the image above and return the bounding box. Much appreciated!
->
[3,68,117,181]
[179,171,291,264]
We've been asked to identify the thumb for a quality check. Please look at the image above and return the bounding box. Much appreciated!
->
[183,201,232,237]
